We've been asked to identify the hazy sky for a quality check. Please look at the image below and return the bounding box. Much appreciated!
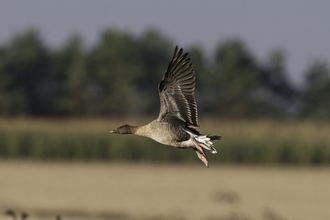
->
[1,1,329,87]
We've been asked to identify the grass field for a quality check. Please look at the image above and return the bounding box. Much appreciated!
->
[1,161,330,220]
[1,119,330,220]
[1,118,330,164]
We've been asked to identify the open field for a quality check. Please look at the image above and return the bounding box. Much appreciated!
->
[1,161,330,220]
[1,118,330,164]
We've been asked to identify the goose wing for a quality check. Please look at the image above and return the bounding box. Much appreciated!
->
[157,46,199,127]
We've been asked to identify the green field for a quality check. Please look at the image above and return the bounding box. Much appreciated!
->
[1,118,330,164]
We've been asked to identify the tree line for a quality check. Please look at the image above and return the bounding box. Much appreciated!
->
[0,28,329,119]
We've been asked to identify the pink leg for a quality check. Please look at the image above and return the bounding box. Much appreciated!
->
[190,137,209,167]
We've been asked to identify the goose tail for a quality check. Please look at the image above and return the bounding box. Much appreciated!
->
[182,127,220,154]
[194,135,218,154]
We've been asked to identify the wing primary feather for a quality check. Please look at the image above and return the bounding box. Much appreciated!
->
[158,46,199,127]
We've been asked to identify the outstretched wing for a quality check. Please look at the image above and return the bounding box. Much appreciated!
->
[157,46,199,127]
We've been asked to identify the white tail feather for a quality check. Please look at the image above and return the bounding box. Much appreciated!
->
[195,135,217,154]
[182,128,217,154]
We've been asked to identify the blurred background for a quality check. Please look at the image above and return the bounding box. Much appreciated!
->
[1,1,330,220]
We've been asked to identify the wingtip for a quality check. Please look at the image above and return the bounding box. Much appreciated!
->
[174,45,179,54]
[173,45,184,56]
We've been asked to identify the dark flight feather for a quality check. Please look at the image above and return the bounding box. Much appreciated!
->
[157,46,199,127]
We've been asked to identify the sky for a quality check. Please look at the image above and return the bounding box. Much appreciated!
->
[1,1,330,87]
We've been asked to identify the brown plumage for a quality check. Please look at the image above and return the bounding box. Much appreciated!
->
[110,46,221,167]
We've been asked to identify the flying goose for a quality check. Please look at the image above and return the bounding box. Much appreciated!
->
[110,46,221,167]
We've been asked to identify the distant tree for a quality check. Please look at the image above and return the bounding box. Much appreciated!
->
[87,29,142,115]
[1,27,328,120]
[51,35,91,115]
[135,28,174,115]
[256,49,298,118]
[262,49,296,97]
[0,46,28,115]
[302,60,330,119]
[0,29,50,115]
[210,42,299,118]
[212,39,261,117]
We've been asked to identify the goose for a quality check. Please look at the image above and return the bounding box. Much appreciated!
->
[5,210,29,220]
[20,212,28,220]
[5,209,17,220]
[110,46,221,167]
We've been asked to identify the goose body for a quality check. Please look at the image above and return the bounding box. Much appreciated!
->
[122,120,192,148]
[111,46,221,167]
